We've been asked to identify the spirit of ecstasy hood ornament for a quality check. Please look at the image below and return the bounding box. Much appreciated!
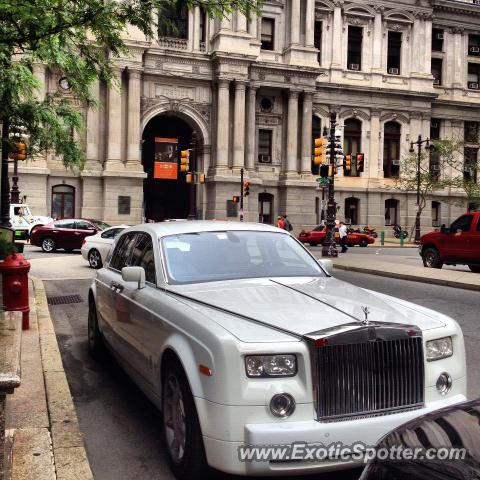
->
[361,306,371,325]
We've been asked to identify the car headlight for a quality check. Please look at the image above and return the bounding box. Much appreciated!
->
[426,337,453,361]
[245,354,297,377]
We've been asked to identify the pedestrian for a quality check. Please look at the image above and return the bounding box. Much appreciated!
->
[339,221,348,253]
[283,215,293,232]
[276,216,286,229]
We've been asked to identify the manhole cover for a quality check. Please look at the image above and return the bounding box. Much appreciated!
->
[47,294,83,305]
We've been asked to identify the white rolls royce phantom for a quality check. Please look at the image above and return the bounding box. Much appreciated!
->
[88,221,467,479]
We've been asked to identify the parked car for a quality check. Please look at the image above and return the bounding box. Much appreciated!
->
[10,203,53,240]
[298,224,376,247]
[88,221,466,480]
[420,212,480,272]
[81,225,129,269]
[360,398,480,480]
[30,219,110,252]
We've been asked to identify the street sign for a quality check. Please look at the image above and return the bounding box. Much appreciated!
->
[317,178,329,186]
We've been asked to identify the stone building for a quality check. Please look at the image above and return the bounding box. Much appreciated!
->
[14,0,480,231]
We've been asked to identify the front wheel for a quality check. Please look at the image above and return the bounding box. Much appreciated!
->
[41,237,56,253]
[468,265,480,273]
[162,360,208,480]
[359,238,369,248]
[422,247,443,269]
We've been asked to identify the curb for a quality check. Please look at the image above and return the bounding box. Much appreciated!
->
[30,276,93,480]
[333,264,480,291]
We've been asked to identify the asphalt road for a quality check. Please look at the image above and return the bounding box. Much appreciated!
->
[42,268,479,480]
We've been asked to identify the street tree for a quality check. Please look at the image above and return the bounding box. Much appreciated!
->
[0,0,260,224]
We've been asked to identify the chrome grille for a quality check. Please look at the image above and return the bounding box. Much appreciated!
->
[316,337,424,421]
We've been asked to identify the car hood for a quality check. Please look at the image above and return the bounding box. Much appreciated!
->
[168,276,446,340]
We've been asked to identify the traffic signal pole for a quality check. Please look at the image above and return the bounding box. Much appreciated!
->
[240,167,244,222]
[1,121,11,227]
[322,112,338,258]
[187,132,197,220]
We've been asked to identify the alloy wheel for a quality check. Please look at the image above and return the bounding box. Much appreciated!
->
[88,250,102,269]
[42,238,55,252]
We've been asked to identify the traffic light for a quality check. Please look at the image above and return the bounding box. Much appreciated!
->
[356,153,365,173]
[9,142,27,161]
[179,149,190,172]
[344,154,352,173]
[314,138,327,165]
[320,165,329,178]
[232,196,240,203]
[185,173,193,183]
[243,181,250,196]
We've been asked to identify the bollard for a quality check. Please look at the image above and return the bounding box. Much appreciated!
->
[380,231,385,246]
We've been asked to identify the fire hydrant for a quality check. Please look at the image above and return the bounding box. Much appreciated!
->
[0,253,31,330]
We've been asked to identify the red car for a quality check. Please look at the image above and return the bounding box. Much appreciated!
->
[420,212,480,272]
[30,218,110,252]
[298,225,375,247]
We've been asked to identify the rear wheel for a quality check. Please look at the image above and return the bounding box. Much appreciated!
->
[88,297,105,359]
[88,249,103,269]
[162,359,208,480]
[309,242,318,247]
[468,265,480,273]
[359,238,369,248]
[422,247,443,269]
[41,237,56,253]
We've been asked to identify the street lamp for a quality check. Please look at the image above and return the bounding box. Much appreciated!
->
[409,134,431,244]
[321,112,339,258]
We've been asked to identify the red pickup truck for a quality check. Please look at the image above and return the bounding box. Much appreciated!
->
[420,212,480,272]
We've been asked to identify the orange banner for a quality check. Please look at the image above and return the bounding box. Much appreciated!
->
[154,162,178,180]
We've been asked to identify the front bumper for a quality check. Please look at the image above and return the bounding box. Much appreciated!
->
[197,380,467,476]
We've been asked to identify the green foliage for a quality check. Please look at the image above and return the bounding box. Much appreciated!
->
[0,0,262,168]
[0,236,16,259]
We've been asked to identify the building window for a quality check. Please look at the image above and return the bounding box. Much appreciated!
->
[430,119,441,179]
[465,121,479,143]
[314,21,322,64]
[258,129,272,164]
[51,185,75,219]
[343,118,362,177]
[432,201,441,227]
[385,198,399,226]
[431,118,441,140]
[200,9,207,44]
[383,122,401,178]
[258,193,274,224]
[468,202,480,213]
[261,18,274,50]
[432,28,444,52]
[347,26,363,71]
[158,2,188,39]
[311,115,322,174]
[345,197,359,225]
[468,34,480,56]
[467,63,480,89]
[431,58,443,85]
[387,31,402,75]
[464,147,478,182]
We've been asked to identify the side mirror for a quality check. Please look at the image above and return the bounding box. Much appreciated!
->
[318,259,333,275]
[122,266,146,289]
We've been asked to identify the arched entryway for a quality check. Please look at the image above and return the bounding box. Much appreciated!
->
[142,113,197,221]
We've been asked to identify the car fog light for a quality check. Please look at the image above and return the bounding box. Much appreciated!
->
[270,393,296,418]
[436,372,452,395]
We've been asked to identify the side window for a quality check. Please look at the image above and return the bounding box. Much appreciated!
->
[131,234,156,284]
[54,220,75,229]
[101,228,122,239]
[76,221,94,230]
[450,215,473,233]
[109,233,137,271]
[477,217,480,232]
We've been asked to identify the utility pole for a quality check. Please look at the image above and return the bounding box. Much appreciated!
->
[322,112,339,258]
[409,135,431,244]
[10,156,20,204]
[187,132,197,220]
[239,167,244,222]
[1,121,11,227]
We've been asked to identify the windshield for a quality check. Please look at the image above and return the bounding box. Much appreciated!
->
[161,231,326,284]
[90,220,111,230]
[13,205,32,217]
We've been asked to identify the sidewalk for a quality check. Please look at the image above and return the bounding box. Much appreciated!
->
[331,255,480,291]
[4,277,93,480]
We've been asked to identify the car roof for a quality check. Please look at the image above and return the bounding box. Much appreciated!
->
[123,220,286,238]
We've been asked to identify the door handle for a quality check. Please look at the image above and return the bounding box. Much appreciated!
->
[110,281,124,293]
[74,232,81,235]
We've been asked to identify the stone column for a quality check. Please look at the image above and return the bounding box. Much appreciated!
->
[249,13,258,40]
[188,9,194,50]
[411,17,421,74]
[452,28,465,88]
[216,80,230,168]
[300,93,313,174]
[246,86,257,170]
[305,0,315,47]
[85,81,102,171]
[126,69,142,170]
[286,90,299,173]
[290,0,301,45]
[193,7,201,51]
[423,17,432,75]
[372,10,383,71]
[369,110,381,179]
[236,12,247,33]
[105,67,123,171]
[32,63,46,100]
[331,4,343,67]
[233,82,246,169]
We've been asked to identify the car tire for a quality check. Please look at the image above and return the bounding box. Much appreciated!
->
[359,238,369,248]
[309,242,318,247]
[87,297,105,360]
[41,237,56,253]
[88,249,103,269]
[422,247,443,269]
[162,359,208,480]
[468,265,480,273]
